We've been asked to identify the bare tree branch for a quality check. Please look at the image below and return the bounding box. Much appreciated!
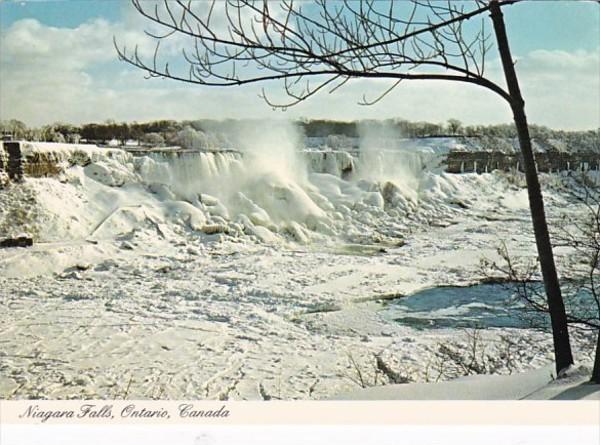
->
[115,0,519,108]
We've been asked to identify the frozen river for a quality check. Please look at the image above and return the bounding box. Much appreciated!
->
[0,141,596,399]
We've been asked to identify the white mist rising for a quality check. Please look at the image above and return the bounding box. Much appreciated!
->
[135,120,330,240]
[356,121,426,203]
[124,119,446,244]
[223,120,327,228]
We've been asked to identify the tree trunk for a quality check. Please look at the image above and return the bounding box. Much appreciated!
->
[489,1,574,374]
[592,332,600,384]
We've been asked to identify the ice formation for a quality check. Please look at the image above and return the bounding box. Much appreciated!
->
[0,129,467,247]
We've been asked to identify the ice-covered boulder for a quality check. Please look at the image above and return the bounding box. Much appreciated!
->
[148,183,176,201]
[363,191,385,209]
[84,159,137,187]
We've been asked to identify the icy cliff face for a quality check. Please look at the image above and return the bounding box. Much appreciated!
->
[136,151,244,201]
[11,131,586,247]
[134,140,462,243]
[1,139,465,245]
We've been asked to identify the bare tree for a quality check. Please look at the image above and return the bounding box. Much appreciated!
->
[447,119,463,136]
[116,0,577,373]
[486,174,600,383]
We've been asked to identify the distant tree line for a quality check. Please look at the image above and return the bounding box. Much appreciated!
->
[1,118,598,152]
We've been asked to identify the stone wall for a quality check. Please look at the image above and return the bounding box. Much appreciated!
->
[3,142,24,181]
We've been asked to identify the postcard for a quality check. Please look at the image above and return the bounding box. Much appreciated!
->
[0,0,598,443]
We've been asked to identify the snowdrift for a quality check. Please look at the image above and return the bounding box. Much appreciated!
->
[334,363,600,400]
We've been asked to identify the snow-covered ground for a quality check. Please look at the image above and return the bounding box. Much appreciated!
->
[0,138,597,400]
[335,363,600,400]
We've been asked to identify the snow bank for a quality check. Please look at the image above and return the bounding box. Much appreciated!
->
[334,364,600,400]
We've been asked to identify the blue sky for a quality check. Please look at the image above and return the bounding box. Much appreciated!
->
[2,0,597,53]
[0,0,122,28]
[1,0,599,129]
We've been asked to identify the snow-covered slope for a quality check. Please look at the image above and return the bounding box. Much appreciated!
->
[334,364,600,400]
